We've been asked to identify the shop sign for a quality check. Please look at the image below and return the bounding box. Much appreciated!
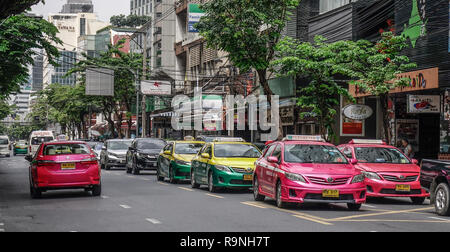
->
[407,95,440,113]
[350,67,439,98]
[188,4,206,33]
[342,104,373,120]
[141,80,172,96]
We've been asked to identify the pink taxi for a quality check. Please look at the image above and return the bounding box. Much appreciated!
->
[27,141,101,198]
[253,135,366,210]
[338,139,429,204]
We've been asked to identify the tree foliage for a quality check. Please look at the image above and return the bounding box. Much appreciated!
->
[272,36,357,142]
[196,0,300,139]
[0,14,61,100]
[0,0,44,19]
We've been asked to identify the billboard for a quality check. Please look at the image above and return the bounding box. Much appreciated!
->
[141,80,172,96]
[188,3,206,33]
[85,68,114,96]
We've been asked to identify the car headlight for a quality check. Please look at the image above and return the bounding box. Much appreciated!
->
[362,171,381,180]
[215,165,232,173]
[285,172,306,183]
[351,174,365,184]
[175,159,190,166]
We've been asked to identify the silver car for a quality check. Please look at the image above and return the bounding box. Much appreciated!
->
[100,139,133,170]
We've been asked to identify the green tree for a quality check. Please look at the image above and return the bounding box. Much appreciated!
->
[0,14,61,100]
[0,100,13,121]
[272,36,357,142]
[68,39,143,138]
[0,0,44,19]
[196,0,300,139]
[340,32,416,144]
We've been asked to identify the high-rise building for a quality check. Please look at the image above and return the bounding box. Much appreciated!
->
[130,0,152,16]
[61,0,94,14]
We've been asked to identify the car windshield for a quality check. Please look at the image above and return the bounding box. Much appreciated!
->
[94,143,104,151]
[43,144,91,155]
[284,144,348,164]
[0,139,8,145]
[137,140,166,149]
[355,147,411,164]
[31,137,53,145]
[214,144,261,158]
[175,143,204,154]
[108,141,132,150]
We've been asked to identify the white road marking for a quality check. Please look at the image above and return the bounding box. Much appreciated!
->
[101,196,110,199]
[119,204,131,209]
[178,187,194,192]
[363,204,377,208]
[146,218,162,224]
[0,229,4,232]
[428,216,450,222]
[206,193,224,199]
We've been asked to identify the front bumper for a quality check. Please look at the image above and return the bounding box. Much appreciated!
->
[171,163,192,180]
[137,156,158,170]
[212,169,253,188]
[107,157,126,167]
[365,179,430,198]
[280,179,366,204]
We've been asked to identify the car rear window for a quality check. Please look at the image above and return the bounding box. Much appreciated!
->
[31,137,54,145]
[43,144,91,155]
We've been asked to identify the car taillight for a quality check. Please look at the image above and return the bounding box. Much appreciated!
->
[80,157,98,165]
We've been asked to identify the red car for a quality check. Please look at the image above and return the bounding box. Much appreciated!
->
[27,141,101,198]
[253,135,366,210]
[338,139,429,204]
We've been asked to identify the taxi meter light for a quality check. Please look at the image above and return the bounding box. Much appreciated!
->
[283,135,325,142]
[184,136,194,141]
[349,139,386,145]
[212,137,245,142]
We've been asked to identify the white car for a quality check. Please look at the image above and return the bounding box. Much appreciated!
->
[0,135,11,157]
[29,131,54,157]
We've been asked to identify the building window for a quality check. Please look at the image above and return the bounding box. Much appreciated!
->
[319,0,353,14]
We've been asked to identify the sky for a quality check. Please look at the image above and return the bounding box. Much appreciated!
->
[30,0,130,23]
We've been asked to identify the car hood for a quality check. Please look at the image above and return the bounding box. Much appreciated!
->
[108,150,127,155]
[283,162,358,176]
[138,149,162,155]
[174,154,197,162]
[355,163,420,173]
[213,158,259,169]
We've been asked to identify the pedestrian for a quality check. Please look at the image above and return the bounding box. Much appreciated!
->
[401,138,414,159]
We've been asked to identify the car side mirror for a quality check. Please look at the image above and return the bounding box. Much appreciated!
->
[412,159,418,165]
[349,158,358,165]
[267,156,279,163]
[25,155,32,162]
[201,153,210,159]
[164,150,171,155]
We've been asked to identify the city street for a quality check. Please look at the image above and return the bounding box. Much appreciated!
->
[1,153,450,232]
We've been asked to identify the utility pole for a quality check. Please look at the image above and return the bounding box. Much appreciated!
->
[141,31,148,138]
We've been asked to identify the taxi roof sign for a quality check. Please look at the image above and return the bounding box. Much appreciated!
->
[184,136,194,141]
[213,137,245,142]
[349,139,386,145]
[283,135,325,142]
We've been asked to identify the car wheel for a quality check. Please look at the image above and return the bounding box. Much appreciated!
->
[92,184,102,196]
[276,181,287,208]
[347,203,362,211]
[30,185,42,199]
[253,175,265,202]
[191,171,200,189]
[169,166,177,184]
[208,171,217,193]
[132,159,140,175]
[411,197,426,205]
[435,183,450,216]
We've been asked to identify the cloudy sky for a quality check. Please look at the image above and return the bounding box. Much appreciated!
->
[31,0,130,22]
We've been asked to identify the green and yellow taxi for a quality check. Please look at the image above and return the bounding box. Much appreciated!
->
[14,140,28,155]
[190,138,262,192]
[157,139,205,183]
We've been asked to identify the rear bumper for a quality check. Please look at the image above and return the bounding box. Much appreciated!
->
[14,149,28,154]
[34,168,101,189]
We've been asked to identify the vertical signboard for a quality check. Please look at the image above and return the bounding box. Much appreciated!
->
[188,3,206,33]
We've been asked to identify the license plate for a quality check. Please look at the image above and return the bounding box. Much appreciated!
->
[243,174,253,181]
[322,189,339,198]
[396,184,411,192]
[61,163,76,170]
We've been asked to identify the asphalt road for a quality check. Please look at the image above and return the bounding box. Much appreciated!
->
[1,153,449,232]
